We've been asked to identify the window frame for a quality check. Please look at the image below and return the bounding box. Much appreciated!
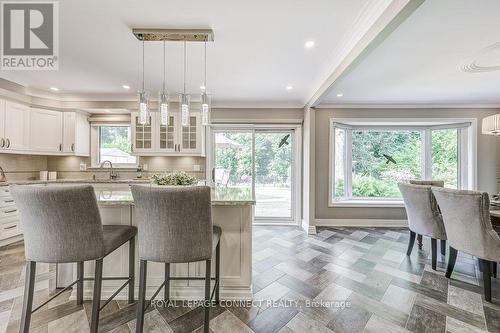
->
[328,118,477,207]
[90,123,138,169]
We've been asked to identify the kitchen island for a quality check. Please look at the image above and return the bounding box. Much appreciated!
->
[53,183,255,300]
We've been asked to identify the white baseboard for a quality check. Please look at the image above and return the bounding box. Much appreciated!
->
[301,219,317,234]
[315,219,408,227]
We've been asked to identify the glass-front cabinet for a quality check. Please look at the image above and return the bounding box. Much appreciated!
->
[131,111,204,156]
[131,113,153,153]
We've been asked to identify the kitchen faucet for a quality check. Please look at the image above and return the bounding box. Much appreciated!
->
[100,160,117,180]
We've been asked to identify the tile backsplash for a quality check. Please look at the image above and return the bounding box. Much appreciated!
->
[0,154,206,181]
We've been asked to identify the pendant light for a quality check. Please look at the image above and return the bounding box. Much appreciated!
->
[180,41,190,127]
[138,39,150,125]
[159,41,169,126]
[201,41,211,125]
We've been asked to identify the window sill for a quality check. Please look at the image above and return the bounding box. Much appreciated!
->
[329,200,405,208]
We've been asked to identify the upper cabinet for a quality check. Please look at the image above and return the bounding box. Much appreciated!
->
[0,98,90,156]
[63,112,90,156]
[30,108,63,153]
[131,111,205,156]
[0,101,30,152]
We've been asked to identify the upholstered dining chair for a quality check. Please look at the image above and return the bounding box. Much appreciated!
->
[398,183,447,270]
[409,180,445,252]
[10,185,137,333]
[131,185,221,333]
[432,187,500,302]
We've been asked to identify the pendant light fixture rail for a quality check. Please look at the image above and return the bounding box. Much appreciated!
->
[133,29,214,42]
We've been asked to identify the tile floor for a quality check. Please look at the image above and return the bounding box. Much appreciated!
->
[0,226,499,333]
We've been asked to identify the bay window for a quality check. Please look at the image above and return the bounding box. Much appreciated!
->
[330,119,475,206]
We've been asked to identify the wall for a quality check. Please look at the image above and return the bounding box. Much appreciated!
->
[0,154,47,181]
[314,107,500,221]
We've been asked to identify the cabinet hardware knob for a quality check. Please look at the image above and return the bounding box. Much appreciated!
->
[71,143,75,151]
[0,138,4,148]
[4,225,17,230]
[59,143,62,151]
[4,209,17,214]
[5,139,10,148]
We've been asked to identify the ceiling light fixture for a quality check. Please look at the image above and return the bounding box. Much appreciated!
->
[122,85,130,90]
[180,41,191,127]
[138,39,150,125]
[159,40,170,126]
[337,93,343,97]
[200,41,211,126]
[286,85,293,90]
[50,87,59,91]
[305,40,315,48]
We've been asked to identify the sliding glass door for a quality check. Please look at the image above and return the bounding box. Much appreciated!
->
[211,127,296,223]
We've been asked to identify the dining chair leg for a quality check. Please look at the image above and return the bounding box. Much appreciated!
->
[417,234,423,250]
[492,262,497,278]
[90,259,103,333]
[204,260,211,333]
[446,247,458,278]
[19,261,36,333]
[431,238,437,270]
[77,262,84,305]
[407,231,416,256]
[128,237,135,304]
[136,260,148,333]
[215,241,220,303]
[164,263,170,301]
[480,259,492,302]
[440,240,446,256]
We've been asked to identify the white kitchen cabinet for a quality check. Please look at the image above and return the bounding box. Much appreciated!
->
[0,101,30,151]
[131,111,205,156]
[0,186,22,247]
[131,112,154,153]
[63,111,90,156]
[30,108,63,153]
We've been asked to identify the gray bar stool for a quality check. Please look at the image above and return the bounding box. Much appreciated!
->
[131,185,221,333]
[10,185,137,333]
[399,182,447,270]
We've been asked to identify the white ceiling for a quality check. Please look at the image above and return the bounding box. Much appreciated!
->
[322,0,500,105]
[0,0,367,107]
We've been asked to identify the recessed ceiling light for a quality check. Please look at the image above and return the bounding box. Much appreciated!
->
[49,87,59,91]
[286,85,293,90]
[200,85,206,91]
[105,110,111,113]
[337,93,343,97]
[305,40,315,48]
[122,85,130,90]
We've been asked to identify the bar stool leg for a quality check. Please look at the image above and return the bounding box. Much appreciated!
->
[440,240,446,256]
[19,261,36,333]
[128,238,135,304]
[77,262,84,305]
[446,247,458,278]
[136,260,148,333]
[90,259,103,333]
[431,238,437,270]
[417,234,423,250]
[164,263,170,301]
[480,259,492,302]
[407,231,416,256]
[215,242,220,303]
[204,260,211,333]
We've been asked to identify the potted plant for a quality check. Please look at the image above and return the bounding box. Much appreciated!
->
[151,171,198,186]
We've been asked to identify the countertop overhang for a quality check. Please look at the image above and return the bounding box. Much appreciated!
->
[3,180,256,206]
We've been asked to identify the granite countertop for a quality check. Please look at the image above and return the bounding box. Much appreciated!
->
[95,186,255,206]
[0,179,151,186]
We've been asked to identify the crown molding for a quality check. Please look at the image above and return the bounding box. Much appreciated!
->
[316,103,500,109]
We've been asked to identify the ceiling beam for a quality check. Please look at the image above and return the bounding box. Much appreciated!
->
[305,0,425,108]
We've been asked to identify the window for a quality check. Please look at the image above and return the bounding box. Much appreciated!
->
[330,120,474,205]
[98,126,137,165]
